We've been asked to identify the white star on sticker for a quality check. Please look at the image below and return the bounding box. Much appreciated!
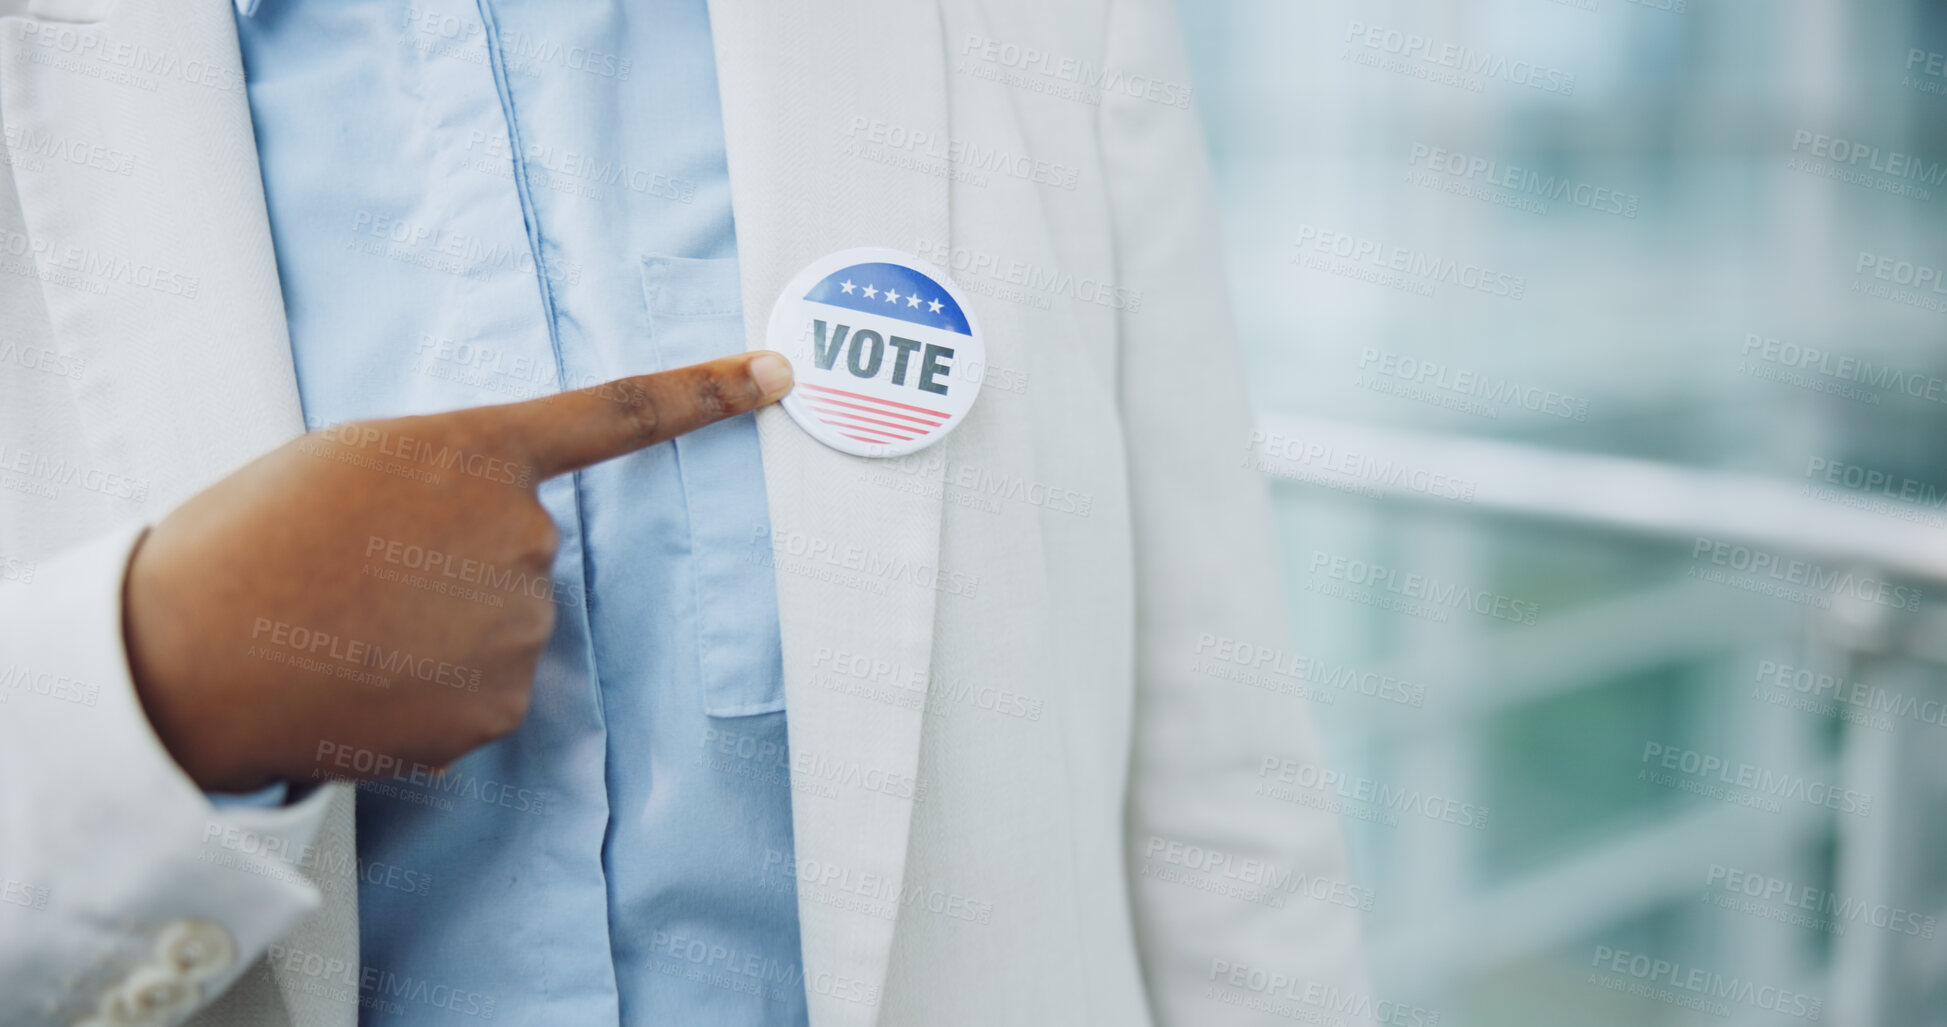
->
[927,298,943,313]
[862,284,878,299]
[884,288,901,304]
[839,279,856,294]
[906,293,922,308]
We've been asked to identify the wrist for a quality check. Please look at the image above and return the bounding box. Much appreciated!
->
[123,528,273,792]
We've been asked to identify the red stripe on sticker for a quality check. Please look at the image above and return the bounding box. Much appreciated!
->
[803,395,941,428]
[798,382,948,420]
[818,417,914,441]
[807,403,933,436]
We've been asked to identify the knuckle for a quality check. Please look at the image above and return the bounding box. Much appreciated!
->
[533,519,561,559]
[520,598,557,646]
[491,687,533,737]
[493,669,538,732]
[611,380,663,446]
[692,372,732,418]
[496,596,556,657]
[518,506,560,562]
[471,674,536,744]
[473,698,524,744]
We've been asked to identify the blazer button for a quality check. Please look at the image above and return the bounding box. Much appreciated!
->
[156,918,236,985]
[99,963,196,1024]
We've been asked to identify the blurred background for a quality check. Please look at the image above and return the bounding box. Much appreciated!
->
[1177,1,1947,1024]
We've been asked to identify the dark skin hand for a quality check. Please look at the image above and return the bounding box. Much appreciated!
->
[124,351,794,793]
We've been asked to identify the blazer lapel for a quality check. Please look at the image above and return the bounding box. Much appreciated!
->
[2,5,358,1026]
[0,0,306,511]
[706,3,952,1023]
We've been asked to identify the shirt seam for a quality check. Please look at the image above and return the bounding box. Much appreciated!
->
[473,0,621,1007]
[472,1,602,716]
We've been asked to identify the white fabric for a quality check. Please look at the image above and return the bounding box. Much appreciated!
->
[0,1,1364,1024]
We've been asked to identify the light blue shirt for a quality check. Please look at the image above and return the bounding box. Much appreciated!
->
[235,2,808,1023]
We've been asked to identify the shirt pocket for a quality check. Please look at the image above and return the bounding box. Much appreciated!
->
[640,255,786,717]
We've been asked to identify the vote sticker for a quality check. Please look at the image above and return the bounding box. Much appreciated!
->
[766,247,983,458]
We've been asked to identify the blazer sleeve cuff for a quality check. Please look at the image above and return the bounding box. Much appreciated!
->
[0,522,330,1026]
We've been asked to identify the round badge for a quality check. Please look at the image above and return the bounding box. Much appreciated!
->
[765,247,984,458]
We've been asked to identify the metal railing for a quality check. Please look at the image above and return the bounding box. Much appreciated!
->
[1255,411,1945,1025]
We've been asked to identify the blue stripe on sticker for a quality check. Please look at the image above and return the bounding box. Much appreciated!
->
[802,262,972,336]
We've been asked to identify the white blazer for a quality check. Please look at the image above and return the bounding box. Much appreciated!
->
[0,0,1364,1024]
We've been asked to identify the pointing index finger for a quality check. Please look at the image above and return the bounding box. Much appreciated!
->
[501,351,793,479]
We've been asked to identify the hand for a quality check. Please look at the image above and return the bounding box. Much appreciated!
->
[123,352,794,792]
